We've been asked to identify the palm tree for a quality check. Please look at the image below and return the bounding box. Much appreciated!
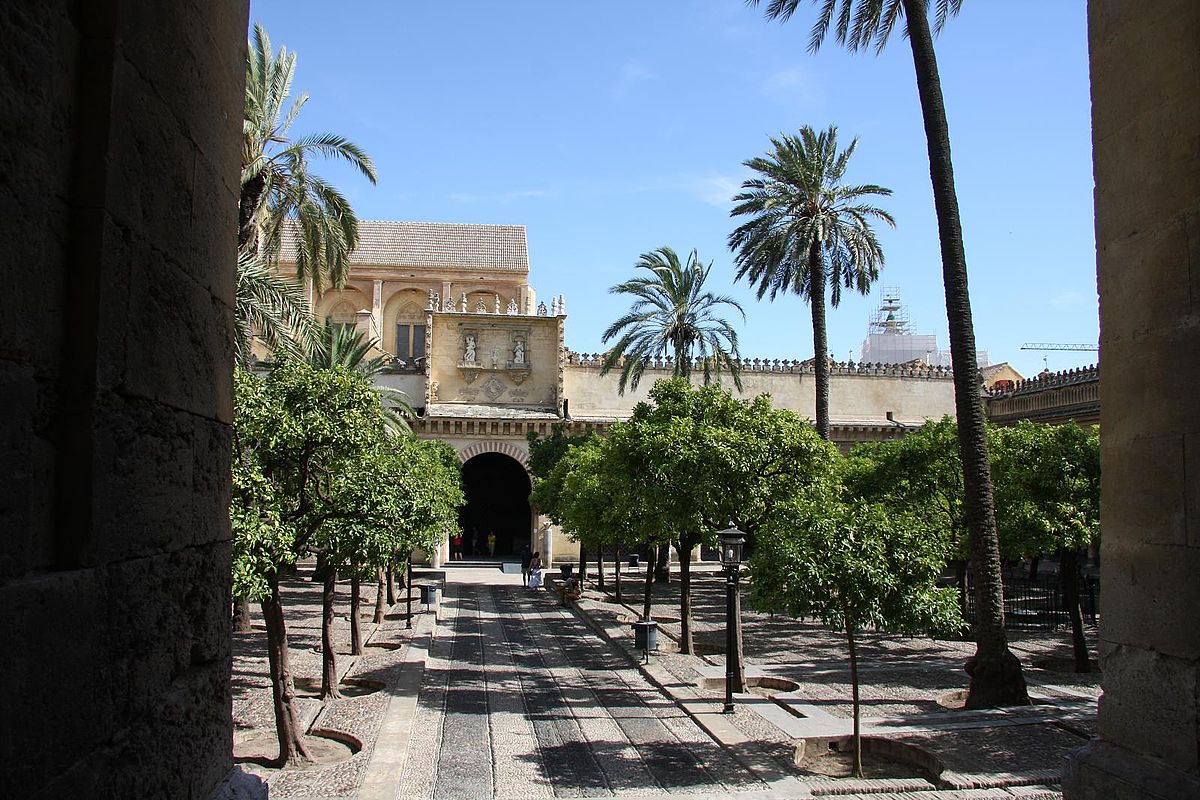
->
[308,322,414,435]
[234,250,321,369]
[728,125,893,441]
[753,0,1030,708]
[600,247,744,394]
[241,23,377,292]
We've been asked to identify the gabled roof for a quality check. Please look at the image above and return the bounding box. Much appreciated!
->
[280,220,529,272]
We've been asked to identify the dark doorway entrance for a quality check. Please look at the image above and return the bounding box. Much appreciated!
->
[459,452,531,558]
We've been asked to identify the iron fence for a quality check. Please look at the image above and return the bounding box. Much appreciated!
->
[956,574,1100,630]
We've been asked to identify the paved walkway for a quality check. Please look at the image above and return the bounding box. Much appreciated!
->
[393,574,780,799]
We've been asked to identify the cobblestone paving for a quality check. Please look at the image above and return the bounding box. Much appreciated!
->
[398,583,768,799]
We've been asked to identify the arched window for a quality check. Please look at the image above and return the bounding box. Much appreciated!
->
[328,301,357,335]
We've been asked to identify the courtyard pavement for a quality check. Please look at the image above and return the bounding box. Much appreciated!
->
[232,560,1089,799]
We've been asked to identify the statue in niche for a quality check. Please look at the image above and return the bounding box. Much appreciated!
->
[513,338,525,365]
[460,292,468,312]
[507,298,518,315]
[537,301,548,316]
[464,335,476,363]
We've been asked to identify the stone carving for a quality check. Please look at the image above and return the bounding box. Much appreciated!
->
[507,298,518,315]
[427,289,437,311]
[460,387,479,401]
[513,338,525,365]
[464,335,476,363]
[460,292,468,312]
[494,294,501,314]
[428,380,439,402]
[475,298,486,313]
[443,294,455,312]
[537,301,548,316]
[558,294,566,315]
[482,375,506,400]
[509,388,528,401]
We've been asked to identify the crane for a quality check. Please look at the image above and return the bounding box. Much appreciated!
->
[1020,342,1099,352]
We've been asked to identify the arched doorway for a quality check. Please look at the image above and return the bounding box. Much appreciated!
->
[458,452,531,558]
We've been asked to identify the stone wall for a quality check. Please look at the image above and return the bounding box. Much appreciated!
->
[562,355,958,424]
[0,2,248,797]
[1064,2,1200,797]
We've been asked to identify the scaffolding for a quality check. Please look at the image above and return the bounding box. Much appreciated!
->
[858,288,988,367]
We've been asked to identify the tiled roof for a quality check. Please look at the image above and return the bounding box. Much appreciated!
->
[280,220,529,272]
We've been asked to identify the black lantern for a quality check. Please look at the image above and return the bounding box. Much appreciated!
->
[718,526,744,570]
[718,525,746,714]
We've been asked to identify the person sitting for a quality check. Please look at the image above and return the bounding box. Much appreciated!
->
[557,577,582,607]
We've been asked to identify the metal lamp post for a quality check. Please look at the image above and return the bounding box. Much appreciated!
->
[718,525,745,714]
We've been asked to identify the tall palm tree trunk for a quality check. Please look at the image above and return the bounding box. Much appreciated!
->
[808,244,831,440]
[901,0,1027,707]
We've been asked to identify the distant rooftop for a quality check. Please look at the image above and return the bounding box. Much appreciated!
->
[280,220,529,272]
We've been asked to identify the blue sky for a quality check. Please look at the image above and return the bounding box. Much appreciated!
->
[249,1,1097,378]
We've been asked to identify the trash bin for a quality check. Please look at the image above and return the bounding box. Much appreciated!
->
[418,583,440,605]
[628,554,640,568]
[632,620,658,652]
[559,564,574,580]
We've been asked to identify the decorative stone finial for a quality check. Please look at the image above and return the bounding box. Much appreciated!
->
[460,292,468,312]
[494,294,501,314]
[537,301,548,316]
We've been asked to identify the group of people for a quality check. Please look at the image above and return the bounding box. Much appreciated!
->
[450,529,498,560]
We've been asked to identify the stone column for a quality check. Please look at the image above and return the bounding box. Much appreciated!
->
[372,279,383,341]
[1063,3,1200,798]
[0,2,255,798]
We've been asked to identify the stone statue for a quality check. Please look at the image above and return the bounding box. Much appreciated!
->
[506,298,518,315]
[537,301,548,316]
[460,292,468,312]
[493,294,501,314]
[513,338,525,365]
[427,289,436,311]
[475,298,486,313]
[464,335,476,363]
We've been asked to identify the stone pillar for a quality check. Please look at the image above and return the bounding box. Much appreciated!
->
[1063,3,1200,798]
[372,279,383,339]
[0,2,252,798]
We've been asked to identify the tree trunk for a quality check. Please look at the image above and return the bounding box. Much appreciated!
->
[373,567,387,623]
[596,548,605,591]
[900,0,1028,708]
[1028,554,1041,581]
[238,172,266,252]
[386,564,397,605]
[233,596,253,633]
[642,544,655,621]
[677,538,696,655]
[261,576,311,765]
[614,546,622,603]
[578,545,588,583]
[350,571,363,656]
[320,568,342,702]
[808,243,831,441]
[847,622,863,779]
[406,557,414,629]
[654,542,671,584]
[1060,548,1090,672]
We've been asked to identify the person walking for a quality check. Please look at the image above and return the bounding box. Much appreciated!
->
[451,533,463,561]
[487,532,497,557]
[519,545,533,586]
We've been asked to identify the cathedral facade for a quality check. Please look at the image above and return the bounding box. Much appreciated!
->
[278,220,958,564]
